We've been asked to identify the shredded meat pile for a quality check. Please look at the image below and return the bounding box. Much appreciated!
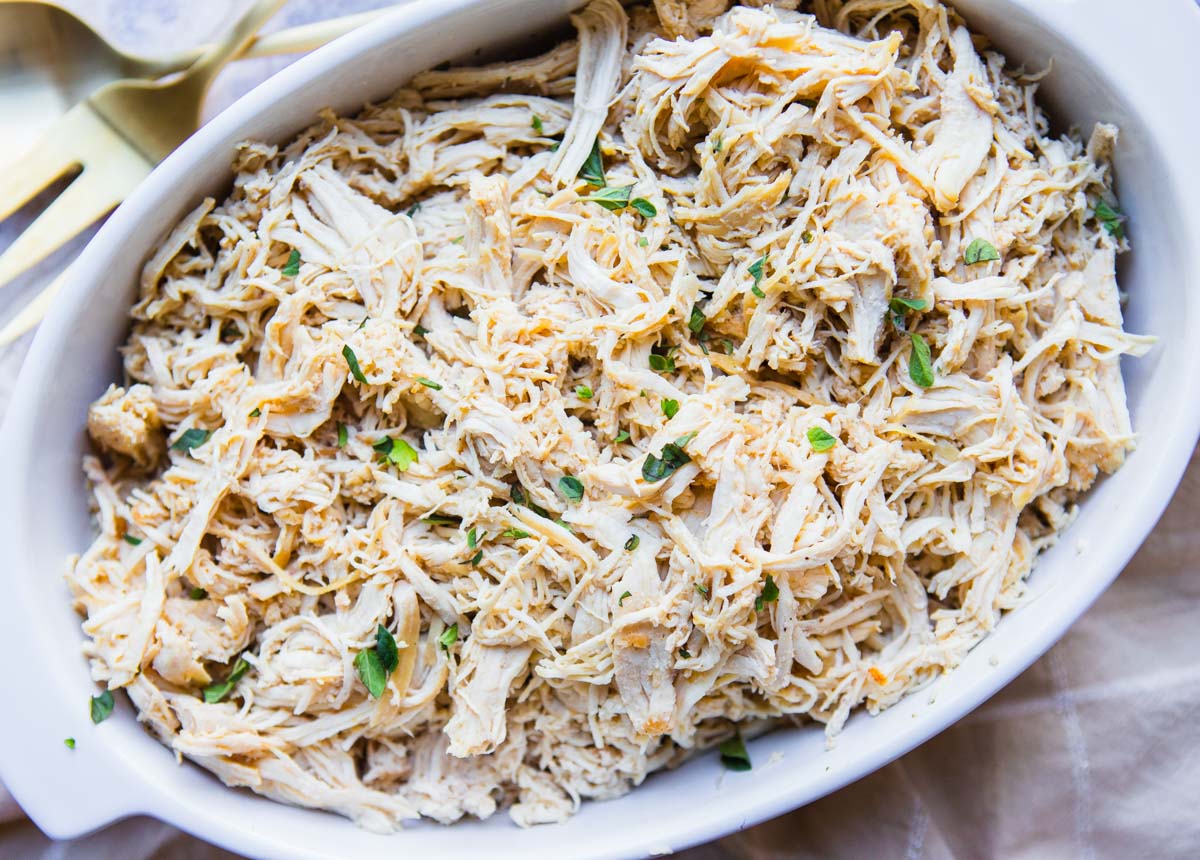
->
[70,0,1149,831]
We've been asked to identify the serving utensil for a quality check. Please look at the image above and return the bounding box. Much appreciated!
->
[0,1,390,345]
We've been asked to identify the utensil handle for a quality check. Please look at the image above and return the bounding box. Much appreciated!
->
[184,0,287,86]
[243,9,388,59]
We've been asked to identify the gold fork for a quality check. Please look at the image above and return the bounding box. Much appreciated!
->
[0,0,287,343]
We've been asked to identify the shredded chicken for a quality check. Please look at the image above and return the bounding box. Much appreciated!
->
[69,0,1149,831]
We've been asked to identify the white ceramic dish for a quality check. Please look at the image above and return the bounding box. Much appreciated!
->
[1,1,1198,857]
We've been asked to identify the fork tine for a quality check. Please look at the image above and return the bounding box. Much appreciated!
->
[0,128,151,289]
[0,267,68,347]
[0,103,98,223]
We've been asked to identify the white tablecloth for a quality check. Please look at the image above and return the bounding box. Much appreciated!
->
[2,2,1198,858]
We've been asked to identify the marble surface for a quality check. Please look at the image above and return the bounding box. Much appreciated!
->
[1,3,1198,859]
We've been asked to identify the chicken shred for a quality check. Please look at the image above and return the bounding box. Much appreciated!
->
[69,0,1147,831]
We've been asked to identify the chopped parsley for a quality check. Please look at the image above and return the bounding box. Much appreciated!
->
[336,422,348,448]
[423,513,462,526]
[64,738,76,749]
[467,527,481,549]
[748,253,768,296]
[375,624,399,673]
[470,549,483,566]
[1094,199,1124,238]
[280,249,301,277]
[531,114,544,134]
[502,527,530,539]
[249,407,261,417]
[354,648,387,698]
[171,428,210,453]
[755,574,780,612]
[416,377,442,390]
[188,586,208,600]
[908,333,934,388]
[450,235,465,245]
[679,647,691,658]
[90,690,115,724]
[202,655,249,704]
[579,137,606,187]
[649,347,677,373]
[624,534,640,551]
[614,429,631,443]
[618,590,632,606]
[638,236,650,248]
[801,230,814,243]
[373,436,418,471]
[688,304,706,335]
[889,295,928,329]
[438,624,459,651]
[584,185,632,211]
[661,399,680,419]
[123,534,142,546]
[558,475,585,502]
[576,384,593,400]
[807,427,837,453]
[630,198,657,218]
[413,324,429,337]
[964,238,1000,265]
[642,435,693,483]
[405,202,421,218]
[695,583,709,597]
[342,344,369,384]
[719,733,752,771]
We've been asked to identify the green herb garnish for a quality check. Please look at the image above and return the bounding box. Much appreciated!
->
[618,590,632,606]
[188,586,208,600]
[281,249,301,277]
[414,324,429,336]
[373,436,419,471]
[64,738,76,749]
[638,236,650,248]
[558,475,585,502]
[755,574,780,612]
[624,535,640,551]
[123,534,142,546]
[512,485,551,519]
[909,333,934,388]
[661,399,679,419]
[719,733,752,771]
[649,347,676,373]
[531,114,544,134]
[470,549,483,566]
[438,623,459,651]
[416,377,442,390]
[642,436,693,483]
[1094,200,1124,238]
[249,407,261,417]
[695,583,709,597]
[202,655,250,704]
[336,422,348,448]
[342,344,369,384]
[90,690,115,723]
[467,527,480,549]
[748,253,768,292]
[801,230,814,243]
[423,513,462,526]
[171,428,210,453]
[688,304,706,335]
[503,528,530,539]
[584,185,632,211]
[354,648,387,698]
[679,647,691,658]
[889,296,928,328]
[576,384,593,400]
[964,238,1000,265]
[807,427,837,453]
[615,429,631,443]
[630,198,657,218]
[579,137,605,187]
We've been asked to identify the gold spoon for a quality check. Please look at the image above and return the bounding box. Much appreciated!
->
[0,1,386,108]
